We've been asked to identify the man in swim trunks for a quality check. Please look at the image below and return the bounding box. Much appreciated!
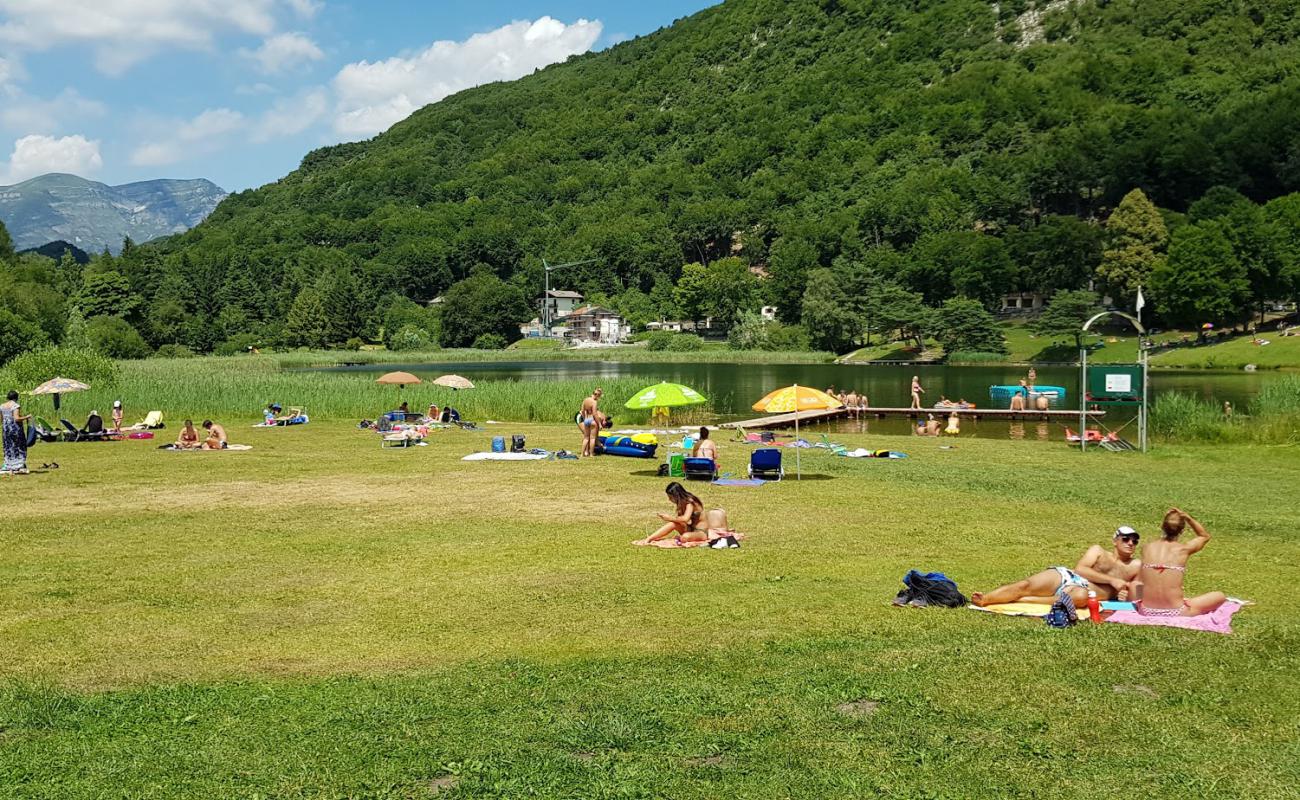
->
[580,387,602,457]
[201,419,228,449]
[971,526,1143,607]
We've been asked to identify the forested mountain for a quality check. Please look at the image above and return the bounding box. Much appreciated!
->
[5,0,1300,358]
[0,174,226,254]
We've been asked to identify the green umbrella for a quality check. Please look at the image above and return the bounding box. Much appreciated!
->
[624,382,708,411]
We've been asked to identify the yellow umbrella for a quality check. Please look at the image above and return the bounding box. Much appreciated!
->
[752,384,843,479]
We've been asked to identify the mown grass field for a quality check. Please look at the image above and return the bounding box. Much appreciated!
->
[3,413,1298,798]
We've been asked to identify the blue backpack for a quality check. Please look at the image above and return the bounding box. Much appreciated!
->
[1046,593,1078,628]
[491,436,505,453]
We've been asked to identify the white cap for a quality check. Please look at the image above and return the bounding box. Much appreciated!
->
[113,400,121,408]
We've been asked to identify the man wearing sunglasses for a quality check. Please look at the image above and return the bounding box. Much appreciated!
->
[972,526,1143,607]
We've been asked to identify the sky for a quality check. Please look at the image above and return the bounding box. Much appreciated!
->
[0,0,715,191]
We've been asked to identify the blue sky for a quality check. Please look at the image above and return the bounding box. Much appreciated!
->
[0,1,715,191]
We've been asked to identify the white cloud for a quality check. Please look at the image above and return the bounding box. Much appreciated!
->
[0,88,106,135]
[0,0,298,74]
[1,134,102,184]
[242,31,324,74]
[332,16,602,138]
[286,0,321,18]
[130,108,245,166]
[0,55,22,88]
[251,88,328,141]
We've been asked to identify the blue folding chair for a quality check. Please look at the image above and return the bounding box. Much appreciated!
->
[748,448,783,481]
[683,457,718,481]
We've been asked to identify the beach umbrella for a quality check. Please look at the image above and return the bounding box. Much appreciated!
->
[432,374,475,390]
[751,384,843,480]
[28,377,90,413]
[1201,323,1214,330]
[624,382,707,411]
[375,371,421,389]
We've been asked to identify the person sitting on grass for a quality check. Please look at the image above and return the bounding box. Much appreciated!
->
[176,419,201,449]
[201,420,227,450]
[1136,508,1227,617]
[1010,382,1028,411]
[82,409,105,437]
[703,507,742,549]
[635,481,708,546]
[971,527,1143,607]
[264,403,282,425]
[692,426,718,463]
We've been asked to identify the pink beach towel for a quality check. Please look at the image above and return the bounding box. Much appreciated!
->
[1105,601,1244,635]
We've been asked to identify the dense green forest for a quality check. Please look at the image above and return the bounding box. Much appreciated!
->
[4,0,1300,361]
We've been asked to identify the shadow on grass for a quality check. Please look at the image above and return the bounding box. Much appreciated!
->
[629,470,836,481]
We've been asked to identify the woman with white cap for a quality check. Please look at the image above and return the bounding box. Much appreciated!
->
[111,400,123,433]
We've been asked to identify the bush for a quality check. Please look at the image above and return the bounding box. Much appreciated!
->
[85,316,152,360]
[0,308,50,364]
[669,333,705,351]
[152,344,195,359]
[765,323,811,351]
[344,337,365,351]
[214,333,263,357]
[388,324,431,352]
[644,331,675,351]
[472,333,507,350]
[0,345,120,392]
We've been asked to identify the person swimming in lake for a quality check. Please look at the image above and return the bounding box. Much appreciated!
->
[636,482,708,546]
[1135,508,1227,617]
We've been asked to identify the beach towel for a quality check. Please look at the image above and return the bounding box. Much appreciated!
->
[461,452,548,461]
[1104,601,1245,635]
[842,448,908,459]
[161,444,252,451]
[712,478,765,486]
[968,602,1085,619]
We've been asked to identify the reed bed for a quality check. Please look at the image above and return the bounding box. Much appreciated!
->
[1150,376,1300,444]
[47,356,714,424]
[271,346,834,369]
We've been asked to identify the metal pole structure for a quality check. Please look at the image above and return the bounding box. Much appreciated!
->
[1079,344,1088,453]
[1141,341,1149,453]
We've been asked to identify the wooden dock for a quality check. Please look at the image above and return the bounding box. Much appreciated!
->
[720,406,1105,430]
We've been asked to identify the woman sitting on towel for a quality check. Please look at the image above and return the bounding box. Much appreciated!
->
[175,419,201,449]
[1136,508,1227,617]
[636,482,708,546]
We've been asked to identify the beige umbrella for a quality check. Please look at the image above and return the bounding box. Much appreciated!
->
[29,377,91,412]
[432,374,475,390]
[375,371,421,388]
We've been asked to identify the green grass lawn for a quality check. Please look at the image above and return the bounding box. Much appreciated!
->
[1150,333,1300,370]
[3,418,1299,798]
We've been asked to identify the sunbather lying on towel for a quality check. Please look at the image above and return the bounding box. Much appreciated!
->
[971,526,1143,607]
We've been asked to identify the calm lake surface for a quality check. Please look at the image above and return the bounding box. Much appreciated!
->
[322,361,1287,439]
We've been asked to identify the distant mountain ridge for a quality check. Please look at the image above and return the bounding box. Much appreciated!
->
[0,173,227,254]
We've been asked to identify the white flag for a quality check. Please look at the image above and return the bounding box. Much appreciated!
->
[1135,285,1146,313]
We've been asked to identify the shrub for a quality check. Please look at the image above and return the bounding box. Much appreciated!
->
[85,316,152,359]
[215,333,263,357]
[765,323,811,351]
[644,331,675,351]
[388,324,431,352]
[344,337,365,351]
[152,344,195,359]
[669,333,705,351]
[0,308,50,363]
[0,346,120,392]
[472,333,507,350]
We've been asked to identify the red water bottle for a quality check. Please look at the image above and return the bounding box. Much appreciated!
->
[1087,590,1101,623]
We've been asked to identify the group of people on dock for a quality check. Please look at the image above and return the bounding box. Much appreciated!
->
[972,508,1226,618]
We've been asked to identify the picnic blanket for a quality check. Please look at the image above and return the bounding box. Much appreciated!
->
[842,448,908,459]
[712,478,765,487]
[1105,600,1245,635]
[161,444,252,451]
[461,452,548,461]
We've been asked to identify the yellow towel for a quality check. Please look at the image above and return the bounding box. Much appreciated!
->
[969,602,1085,619]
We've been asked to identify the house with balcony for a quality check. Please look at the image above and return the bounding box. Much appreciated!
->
[565,305,627,344]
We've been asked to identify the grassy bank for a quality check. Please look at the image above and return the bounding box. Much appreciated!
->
[1148,334,1300,370]
[1151,374,1300,444]
[2,424,1297,797]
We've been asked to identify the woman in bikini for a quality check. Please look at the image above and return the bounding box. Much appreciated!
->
[635,482,708,546]
[1136,508,1227,617]
[910,376,924,409]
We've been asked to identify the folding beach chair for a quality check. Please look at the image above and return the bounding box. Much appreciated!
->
[748,448,783,481]
[683,457,719,481]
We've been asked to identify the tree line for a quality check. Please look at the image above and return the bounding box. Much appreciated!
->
[4,0,1300,362]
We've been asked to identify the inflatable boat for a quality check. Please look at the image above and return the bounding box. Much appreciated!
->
[597,432,658,458]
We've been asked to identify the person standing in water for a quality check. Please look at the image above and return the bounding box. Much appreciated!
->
[910,375,924,409]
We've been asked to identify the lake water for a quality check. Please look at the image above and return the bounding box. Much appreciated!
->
[322,361,1285,439]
